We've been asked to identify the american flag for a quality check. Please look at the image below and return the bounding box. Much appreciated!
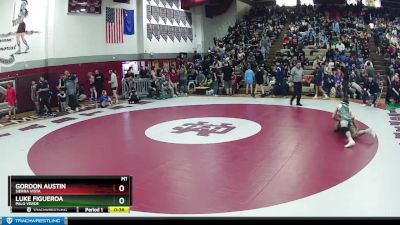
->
[106,7,124,44]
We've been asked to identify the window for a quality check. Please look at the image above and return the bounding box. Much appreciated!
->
[276,0,297,6]
[347,0,381,7]
[363,0,381,7]
[276,0,314,6]
[301,0,314,5]
[347,0,358,4]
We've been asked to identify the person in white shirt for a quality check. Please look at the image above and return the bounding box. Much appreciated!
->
[335,41,346,52]
[108,70,119,104]
[390,35,398,46]
[369,23,374,30]
[364,60,373,68]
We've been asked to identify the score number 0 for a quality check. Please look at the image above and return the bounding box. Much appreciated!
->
[118,184,126,205]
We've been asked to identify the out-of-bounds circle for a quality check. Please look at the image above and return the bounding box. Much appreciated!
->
[28,104,378,214]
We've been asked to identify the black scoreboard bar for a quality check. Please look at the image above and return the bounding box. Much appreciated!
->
[8,176,132,213]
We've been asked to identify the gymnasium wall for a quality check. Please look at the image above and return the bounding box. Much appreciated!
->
[49,0,139,59]
[142,0,203,54]
[0,0,247,113]
[236,0,252,19]
[0,0,140,74]
[0,0,248,74]
[202,0,250,52]
[0,0,206,74]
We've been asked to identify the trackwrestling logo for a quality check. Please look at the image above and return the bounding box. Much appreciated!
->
[145,117,262,144]
[2,217,64,225]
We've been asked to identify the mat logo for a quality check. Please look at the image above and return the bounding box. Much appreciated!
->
[145,117,262,144]
[172,122,236,136]
[6,217,12,224]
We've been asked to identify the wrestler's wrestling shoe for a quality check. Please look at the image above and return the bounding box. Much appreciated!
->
[368,128,376,138]
[345,140,356,148]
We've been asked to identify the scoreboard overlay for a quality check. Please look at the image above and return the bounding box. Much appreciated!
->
[8,176,132,213]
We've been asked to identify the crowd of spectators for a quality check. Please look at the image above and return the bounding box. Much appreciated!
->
[120,6,288,99]
[370,8,400,106]
[129,3,388,108]
[26,69,120,118]
[7,2,400,120]
[262,4,392,109]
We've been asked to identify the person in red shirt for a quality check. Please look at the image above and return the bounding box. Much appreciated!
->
[6,82,17,120]
[282,34,290,49]
[169,68,179,95]
[293,35,298,46]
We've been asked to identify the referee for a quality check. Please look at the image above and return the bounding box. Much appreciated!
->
[290,61,304,106]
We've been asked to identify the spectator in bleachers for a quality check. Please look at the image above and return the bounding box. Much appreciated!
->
[159,73,175,98]
[340,62,350,99]
[333,21,340,33]
[366,62,376,78]
[125,66,134,79]
[148,73,159,98]
[169,68,179,95]
[196,71,206,87]
[187,66,198,82]
[178,66,188,94]
[326,46,336,61]
[160,67,169,78]
[362,76,379,106]
[77,85,87,103]
[390,74,400,104]
[247,52,257,67]
[334,69,344,98]
[139,66,147,78]
[349,70,364,99]
[335,41,346,52]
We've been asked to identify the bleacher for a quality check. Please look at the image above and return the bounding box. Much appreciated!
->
[274,48,330,94]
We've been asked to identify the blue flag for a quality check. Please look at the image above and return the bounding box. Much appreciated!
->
[123,9,134,35]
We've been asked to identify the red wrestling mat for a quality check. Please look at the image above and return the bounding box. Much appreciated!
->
[28,104,378,214]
